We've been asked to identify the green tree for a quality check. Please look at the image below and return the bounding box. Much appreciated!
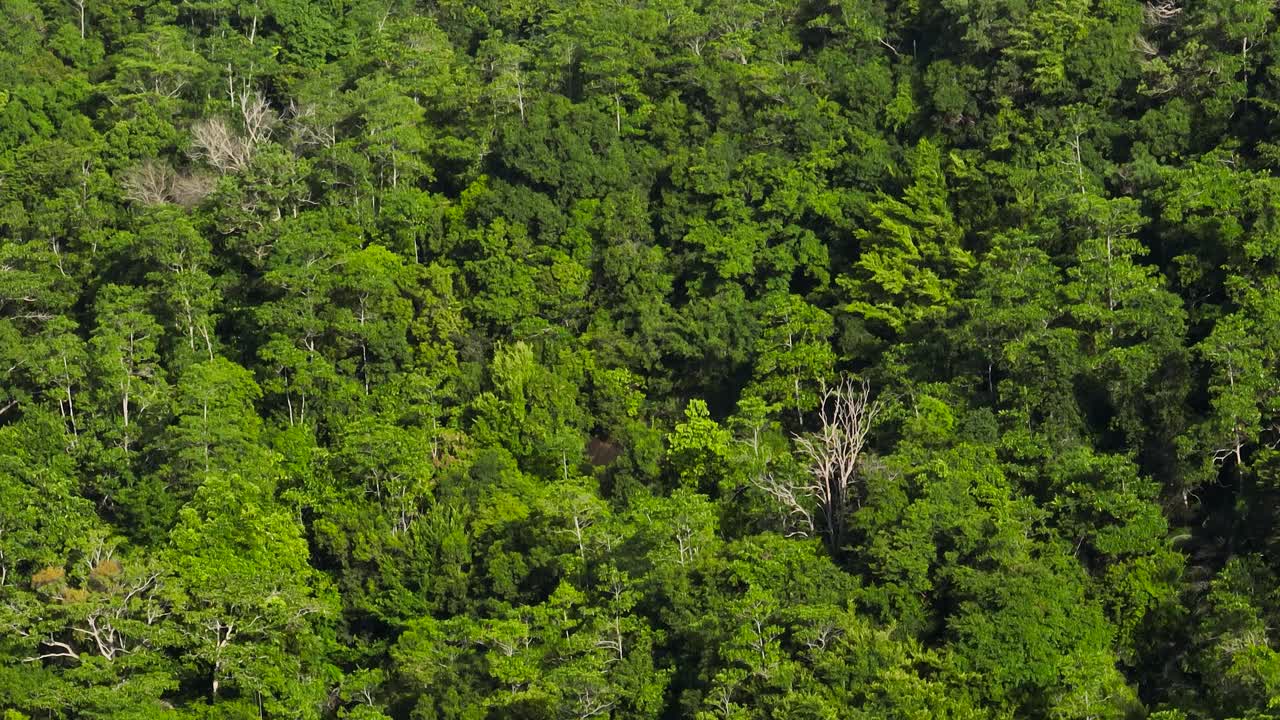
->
[167,472,337,715]
[839,139,973,347]
[747,293,835,425]
[471,341,589,479]
[88,284,167,456]
[158,358,266,484]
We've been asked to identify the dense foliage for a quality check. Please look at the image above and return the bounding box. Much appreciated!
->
[4,0,1280,717]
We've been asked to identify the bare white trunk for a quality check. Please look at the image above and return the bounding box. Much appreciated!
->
[794,378,882,552]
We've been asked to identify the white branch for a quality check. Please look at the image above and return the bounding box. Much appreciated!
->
[793,378,882,550]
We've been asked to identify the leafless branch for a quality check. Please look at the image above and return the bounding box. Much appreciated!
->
[170,171,217,208]
[25,637,80,663]
[120,160,175,206]
[284,100,337,149]
[237,90,278,147]
[190,82,276,174]
[1143,1,1181,25]
[749,471,814,538]
[793,378,882,551]
[189,118,253,173]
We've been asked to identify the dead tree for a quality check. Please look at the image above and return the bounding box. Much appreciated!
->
[72,0,86,39]
[794,378,883,553]
[750,470,814,539]
[120,160,175,206]
[169,171,217,208]
[1143,1,1181,26]
[736,410,814,538]
[232,86,277,148]
[189,118,253,173]
[284,100,336,150]
[188,79,277,174]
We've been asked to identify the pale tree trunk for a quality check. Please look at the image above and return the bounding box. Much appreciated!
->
[794,378,883,553]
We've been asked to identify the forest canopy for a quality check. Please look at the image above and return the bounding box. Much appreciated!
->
[2,0,1280,718]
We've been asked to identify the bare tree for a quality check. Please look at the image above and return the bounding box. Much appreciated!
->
[170,170,217,208]
[189,80,277,174]
[120,160,216,209]
[284,100,336,150]
[71,0,86,39]
[189,117,253,173]
[793,378,883,552]
[234,88,277,148]
[750,469,814,539]
[735,404,814,538]
[1143,1,1181,26]
[1134,35,1159,57]
[481,43,530,123]
[120,160,175,206]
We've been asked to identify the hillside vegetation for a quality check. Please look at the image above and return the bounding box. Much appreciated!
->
[3,0,1280,718]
